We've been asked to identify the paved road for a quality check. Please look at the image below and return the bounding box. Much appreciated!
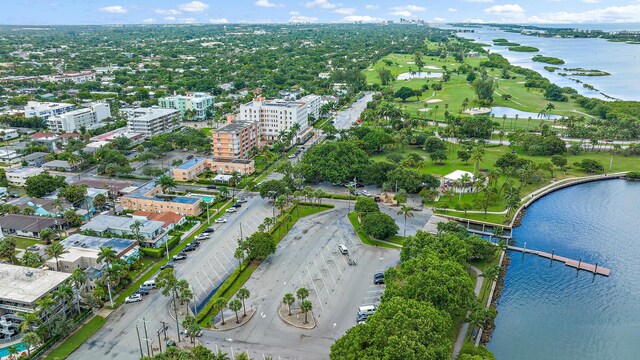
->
[332,92,373,130]
[198,201,400,360]
[69,195,273,360]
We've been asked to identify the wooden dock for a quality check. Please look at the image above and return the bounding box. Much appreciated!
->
[507,245,610,276]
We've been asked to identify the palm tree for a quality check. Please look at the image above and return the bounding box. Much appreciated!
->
[97,245,118,268]
[155,174,177,194]
[178,279,193,313]
[458,173,472,201]
[229,171,241,201]
[23,331,41,358]
[71,268,87,295]
[300,300,312,324]
[236,288,250,317]
[0,236,17,264]
[491,226,505,243]
[19,312,40,333]
[7,344,19,360]
[283,293,295,315]
[229,299,242,324]
[129,220,143,239]
[45,242,69,271]
[234,247,245,270]
[396,204,415,238]
[54,283,76,314]
[35,294,55,321]
[39,228,54,244]
[22,207,34,215]
[214,297,228,326]
[470,147,485,175]
[480,265,501,297]
[296,287,309,303]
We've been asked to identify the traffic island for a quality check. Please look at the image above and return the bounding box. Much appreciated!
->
[211,307,257,331]
[278,304,316,329]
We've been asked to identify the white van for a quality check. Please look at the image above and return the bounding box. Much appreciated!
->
[140,280,156,290]
[338,244,348,255]
[357,305,377,316]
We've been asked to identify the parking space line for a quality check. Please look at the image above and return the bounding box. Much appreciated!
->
[305,269,325,311]
[202,271,215,286]
[207,262,222,280]
[312,260,331,299]
[220,251,234,266]
[324,247,342,276]
[194,276,206,291]
[320,252,337,285]
[212,255,228,274]
[329,239,350,267]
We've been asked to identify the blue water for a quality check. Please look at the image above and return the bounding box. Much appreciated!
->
[488,179,640,359]
[490,106,563,120]
[454,26,640,100]
[0,342,27,357]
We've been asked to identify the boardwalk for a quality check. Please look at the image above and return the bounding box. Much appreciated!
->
[507,245,610,276]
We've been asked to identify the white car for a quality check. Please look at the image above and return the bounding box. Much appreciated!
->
[125,294,143,303]
[226,208,237,213]
[195,234,210,241]
[361,190,371,197]
[215,218,227,223]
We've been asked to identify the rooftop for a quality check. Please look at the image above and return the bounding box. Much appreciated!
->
[124,181,200,205]
[215,120,256,133]
[22,152,49,161]
[75,178,132,193]
[7,167,43,176]
[61,234,138,256]
[127,107,179,121]
[42,160,72,168]
[0,214,66,232]
[0,263,71,304]
[81,214,164,233]
[176,157,204,170]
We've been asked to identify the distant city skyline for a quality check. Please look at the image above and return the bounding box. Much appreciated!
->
[3,1,640,25]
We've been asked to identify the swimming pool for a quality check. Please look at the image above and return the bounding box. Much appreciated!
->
[0,342,27,358]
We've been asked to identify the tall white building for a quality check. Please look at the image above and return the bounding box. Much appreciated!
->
[126,107,181,138]
[48,102,111,133]
[47,71,96,84]
[24,101,76,120]
[239,94,321,143]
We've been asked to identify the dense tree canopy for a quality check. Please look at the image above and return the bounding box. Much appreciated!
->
[298,141,371,183]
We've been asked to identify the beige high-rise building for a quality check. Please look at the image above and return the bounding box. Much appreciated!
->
[211,120,259,160]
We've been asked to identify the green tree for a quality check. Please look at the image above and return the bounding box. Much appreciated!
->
[39,228,55,244]
[213,297,228,326]
[283,293,295,316]
[361,212,399,240]
[300,299,313,324]
[397,204,415,238]
[58,184,88,207]
[182,315,201,344]
[354,197,379,216]
[0,237,17,264]
[23,331,41,358]
[93,193,107,210]
[21,250,44,268]
[45,242,69,271]
[296,287,309,303]
[155,174,177,194]
[129,220,143,239]
[236,288,250,317]
[551,154,568,173]
[228,299,243,324]
[394,87,415,102]
[25,173,67,197]
[239,232,275,261]
[480,265,501,297]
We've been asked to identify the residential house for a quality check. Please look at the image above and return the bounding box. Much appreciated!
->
[80,214,168,249]
[42,160,77,172]
[45,234,139,273]
[9,197,73,217]
[22,152,49,167]
[6,167,44,186]
[0,214,66,238]
[131,211,186,231]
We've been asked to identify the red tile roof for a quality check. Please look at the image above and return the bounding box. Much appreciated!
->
[148,212,185,228]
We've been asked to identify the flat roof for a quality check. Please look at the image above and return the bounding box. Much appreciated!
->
[81,214,164,233]
[61,234,137,256]
[176,157,204,170]
[43,160,71,167]
[22,152,49,161]
[0,263,71,304]
[124,181,200,205]
[215,120,255,132]
[7,167,43,175]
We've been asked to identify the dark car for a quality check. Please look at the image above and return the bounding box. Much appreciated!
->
[374,274,385,285]
[202,228,215,234]
[190,240,200,247]
[134,288,150,296]
[356,313,368,323]
[374,272,384,279]
[207,185,217,189]
[9,193,19,198]
[184,245,197,252]
[232,203,242,208]
[160,262,174,270]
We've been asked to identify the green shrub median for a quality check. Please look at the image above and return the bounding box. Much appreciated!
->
[347,212,403,249]
[45,315,106,360]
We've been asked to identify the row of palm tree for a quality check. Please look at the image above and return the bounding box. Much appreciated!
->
[212,288,251,326]
[282,288,313,324]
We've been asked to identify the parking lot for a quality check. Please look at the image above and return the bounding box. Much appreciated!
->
[200,200,401,360]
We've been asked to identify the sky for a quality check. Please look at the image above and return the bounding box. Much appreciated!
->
[4,0,640,25]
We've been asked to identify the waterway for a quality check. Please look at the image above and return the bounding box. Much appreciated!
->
[488,179,640,359]
[452,26,640,101]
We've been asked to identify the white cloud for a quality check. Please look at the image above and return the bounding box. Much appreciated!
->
[142,18,156,23]
[527,4,640,23]
[433,17,446,22]
[582,0,600,3]
[178,1,209,12]
[343,15,386,22]
[463,0,494,2]
[365,4,380,10]
[306,0,337,9]
[210,18,229,24]
[255,0,280,7]
[164,16,176,21]
[335,8,356,15]
[98,5,127,14]
[484,4,524,14]
[448,8,458,12]
[179,17,197,23]
[156,9,182,15]
[389,5,426,17]
[289,11,318,23]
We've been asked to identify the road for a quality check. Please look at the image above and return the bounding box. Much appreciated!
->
[332,92,373,130]
[197,201,401,360]
[68,195,274,360]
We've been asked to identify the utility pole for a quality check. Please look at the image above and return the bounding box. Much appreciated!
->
[240,222,243,241]
[157,330,163,354]
[173,289,181,342]
[136,325,144,359]
[143,317,151,357]
[160,321,168,340]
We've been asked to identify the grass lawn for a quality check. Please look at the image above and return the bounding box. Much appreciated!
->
[347,212,402,249]
[13,237,41,249]
[45,315,106,360]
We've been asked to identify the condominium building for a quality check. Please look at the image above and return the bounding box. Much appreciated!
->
[6,167,44,186]
[239,95,321,143]
[120,181,202,218]
[158,92,215,121]
[126,107,181,138]
[47,71,96,84]
[212,120,259,160]
[0,263,73,341]
[24,101,76,120]
[46,234,140,273]
[0,129,19,141]
[80,214,168,249]
[48,102,111,133]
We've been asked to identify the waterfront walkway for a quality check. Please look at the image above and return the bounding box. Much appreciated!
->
[507,245,610,276]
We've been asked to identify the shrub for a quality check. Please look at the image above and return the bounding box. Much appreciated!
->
[354,197,380,215]
[361,212,399,240]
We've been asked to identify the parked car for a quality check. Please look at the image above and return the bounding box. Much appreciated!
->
[207,185,217,189]
[186,155,194,160]
[173,252,187,261]
[184,244,197,252]
[345,182,364,188]
[202,228,215,233]
[215,218,227,223]
[338,244,349,255]
[195,234,210,241]
[232,202,242,208]
[238,197,248,203]
[374,273,385,285]
[166,339,176,348]
[357,313,368,324]
[190,240,201,247]
[160,262,174,270]
[361,190,371,197]
[134,288,150,296]
[288,154,296,159]
[26,245,39,251]
[125,294,143,303]
[226,208,237,213]
[181,328,203,337]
